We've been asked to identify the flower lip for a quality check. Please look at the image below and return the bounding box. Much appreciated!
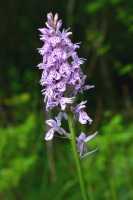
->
[45,128,55,141]
[74,101,93,125]
[45,114,68,140]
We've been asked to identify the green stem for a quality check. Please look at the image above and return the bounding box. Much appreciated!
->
[68,113,88,200]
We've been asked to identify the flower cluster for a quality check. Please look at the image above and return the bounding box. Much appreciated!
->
[37,13,97,157]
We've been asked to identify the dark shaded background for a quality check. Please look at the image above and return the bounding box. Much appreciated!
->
[0,0,133,199]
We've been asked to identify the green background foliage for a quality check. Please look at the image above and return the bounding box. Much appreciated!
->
[0,0,133,199]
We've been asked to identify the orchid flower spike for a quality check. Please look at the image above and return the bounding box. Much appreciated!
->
[37,12,97,157]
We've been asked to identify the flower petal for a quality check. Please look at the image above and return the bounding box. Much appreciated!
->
[84,131,98,143]
[77,132,86,142]
[45,128,55,140]
[79,111,92,124]
[60,97,75,110]
[80,148,98,159]
[56,127,67,135]
[46,119,57,128]
[56,112,68,126]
